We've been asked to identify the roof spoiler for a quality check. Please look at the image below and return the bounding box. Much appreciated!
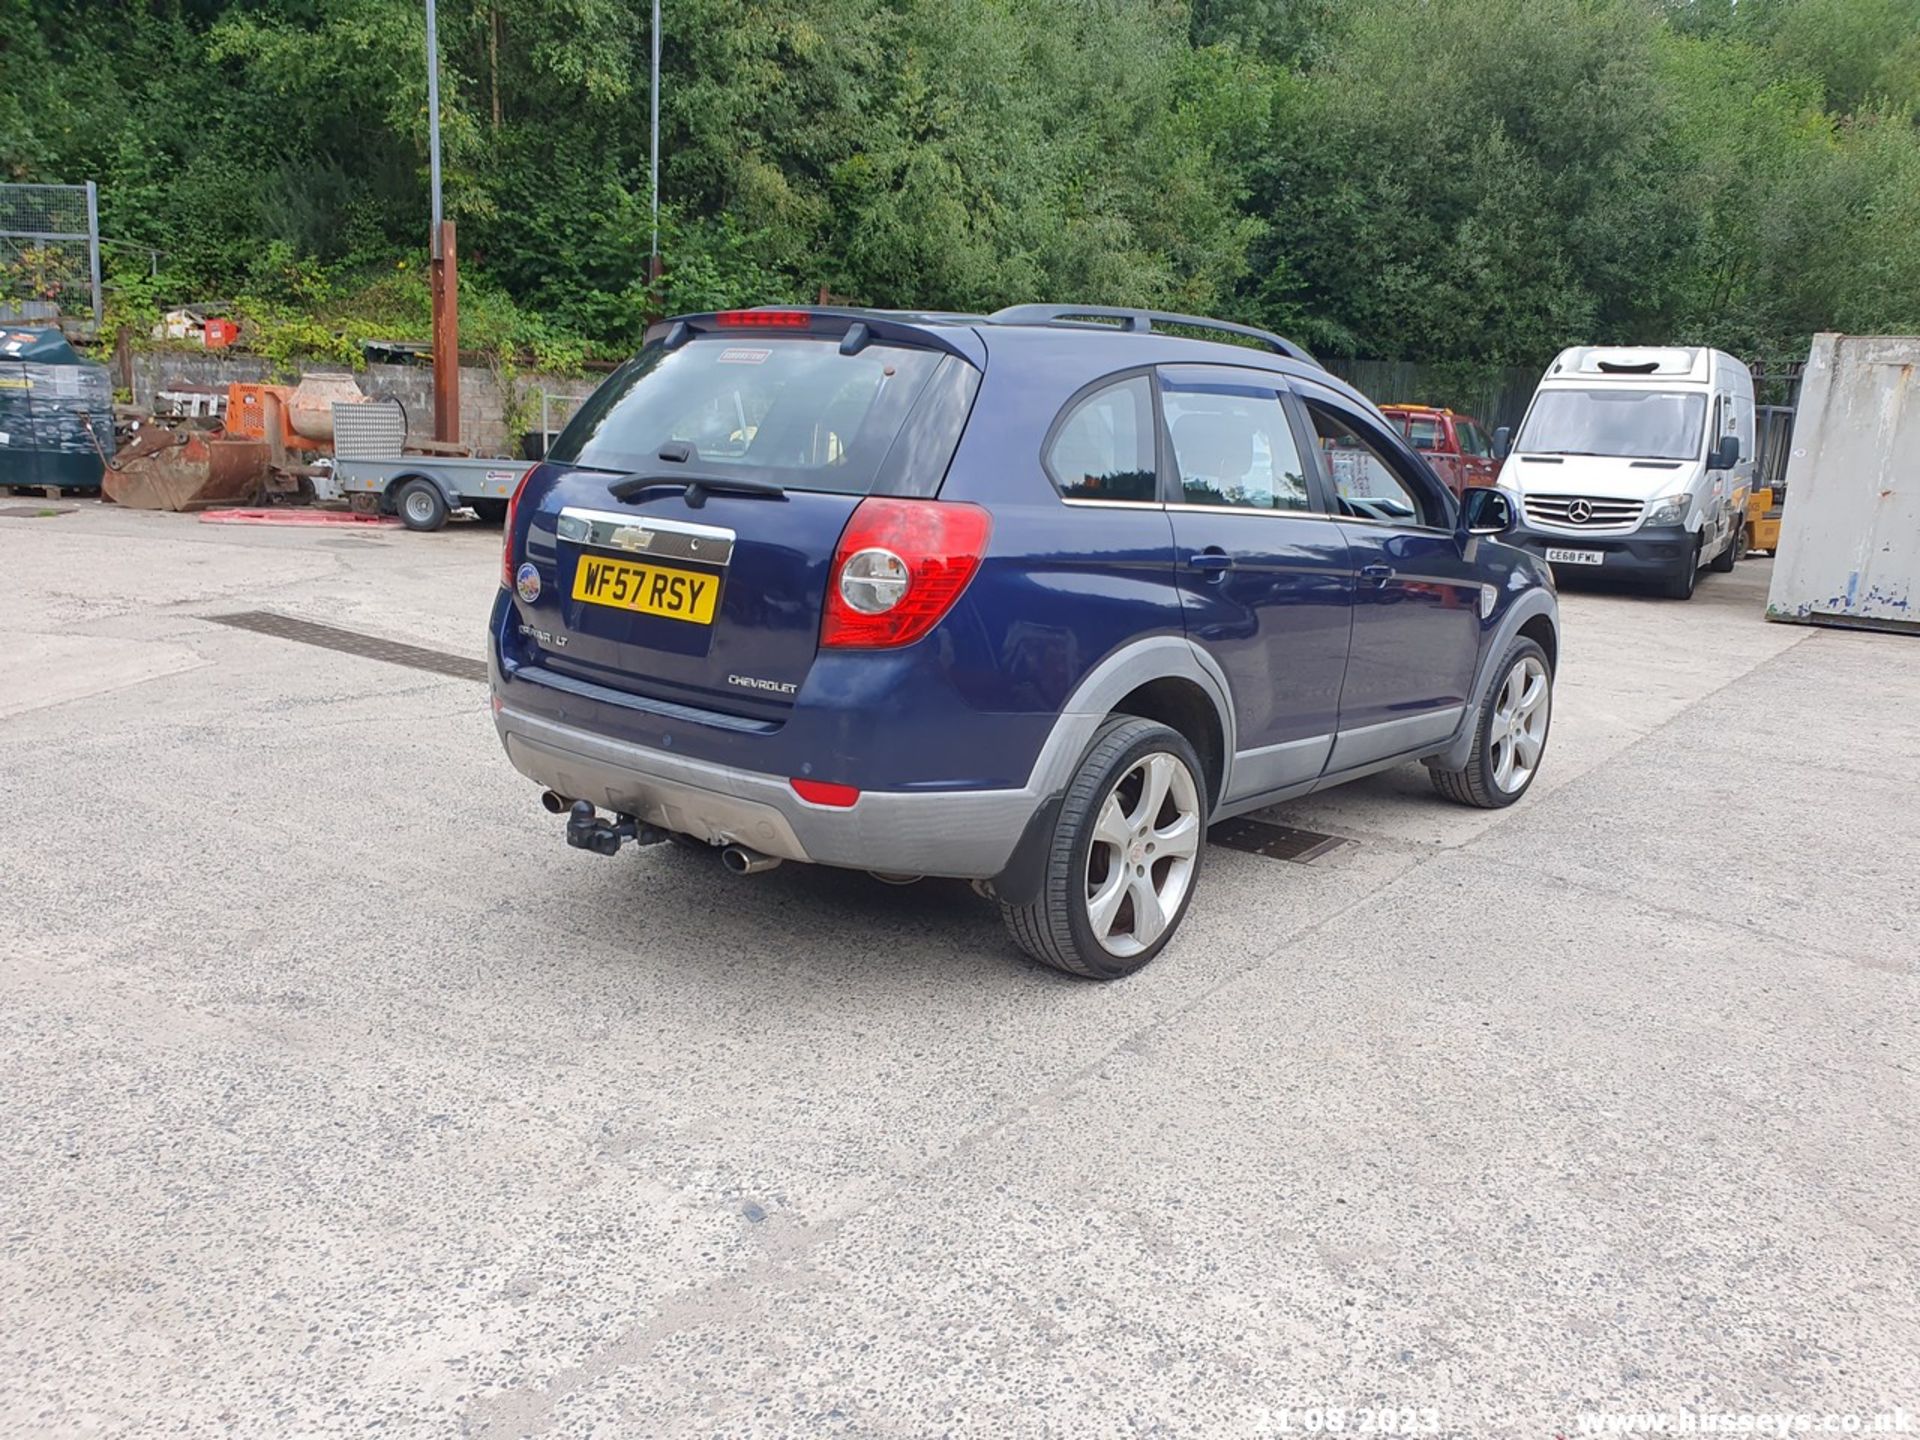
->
[987,304,1319,367]
[643,308,985,366]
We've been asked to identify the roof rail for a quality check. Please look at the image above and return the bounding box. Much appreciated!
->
[987,304,1318,366]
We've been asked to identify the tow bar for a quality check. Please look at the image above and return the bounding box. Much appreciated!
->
[564,799,669,857]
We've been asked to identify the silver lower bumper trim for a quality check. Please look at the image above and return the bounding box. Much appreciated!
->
[496,703,1040,878]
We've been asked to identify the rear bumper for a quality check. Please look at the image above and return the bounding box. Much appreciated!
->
[1507,523,1693,578]
[494,698,1045,879]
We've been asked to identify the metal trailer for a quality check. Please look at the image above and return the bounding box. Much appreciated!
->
[1765,334,1920,634]
[321,399,531,531]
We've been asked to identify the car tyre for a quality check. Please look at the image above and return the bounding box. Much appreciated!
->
[1658,536,1701,599]
[1000,716,1207,980]
[1428,637,1553,810]
[394,478,450,532]
[1710,525,1738,572]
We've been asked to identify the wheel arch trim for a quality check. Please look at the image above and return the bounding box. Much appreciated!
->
[1429,589,1559,772]
[1023,635,1239,802]
[386,471,459,507]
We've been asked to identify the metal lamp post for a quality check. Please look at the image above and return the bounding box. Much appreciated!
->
[650,0,663,286]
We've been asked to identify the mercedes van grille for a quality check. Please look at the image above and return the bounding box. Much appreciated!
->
[1524,494,1645,531]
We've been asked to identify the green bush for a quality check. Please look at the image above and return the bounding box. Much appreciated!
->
[8,0,1917,370]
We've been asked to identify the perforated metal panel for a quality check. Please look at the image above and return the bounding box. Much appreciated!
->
[331,399,408,461]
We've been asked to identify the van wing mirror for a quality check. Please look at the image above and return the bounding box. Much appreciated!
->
[1492,425,1512,460]
[1459,485,1517,537]
[1712,434,1740,469]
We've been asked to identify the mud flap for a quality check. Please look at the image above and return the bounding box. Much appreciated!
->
[984,791,1065,906]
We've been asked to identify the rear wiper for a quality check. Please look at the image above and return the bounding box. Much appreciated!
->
[607,473,788,506]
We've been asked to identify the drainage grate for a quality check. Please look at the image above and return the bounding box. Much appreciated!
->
[1209,817,1350,864]
[204,611,487,682]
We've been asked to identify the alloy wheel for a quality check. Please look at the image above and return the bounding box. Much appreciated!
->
[1489,656,1550,793]
[1084,751,1201,958]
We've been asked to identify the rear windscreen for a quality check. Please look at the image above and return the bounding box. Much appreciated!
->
[546,336,947,494]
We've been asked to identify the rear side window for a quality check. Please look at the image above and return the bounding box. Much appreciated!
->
[548,336,946,495]
[1046,375,1158,501]
[1161,376,1313,512]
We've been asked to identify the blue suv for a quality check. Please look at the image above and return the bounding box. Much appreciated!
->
[490,305,1559,978]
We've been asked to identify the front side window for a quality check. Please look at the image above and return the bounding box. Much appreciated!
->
[1302,399,1431,526]
[1456,420,1491,458]
[1161,377,1313,512]
[1047,375,1158,502]
[1515,388,1708,462]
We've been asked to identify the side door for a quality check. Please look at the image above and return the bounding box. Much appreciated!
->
[1405,412,1463,496]
[1703,391,1738,555]
[1293,383,1484,770]
[1455,417,1499,490]
[1157,364,1353,800]
[1713,384,1753,549]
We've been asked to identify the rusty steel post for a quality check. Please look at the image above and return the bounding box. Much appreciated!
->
[431,220,460,445]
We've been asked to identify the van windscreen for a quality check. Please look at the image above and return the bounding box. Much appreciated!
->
[546,336,945,494]
[1516,389,1706,462]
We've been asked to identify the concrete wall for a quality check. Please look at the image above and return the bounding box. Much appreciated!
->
[128,351,600,456]
[1765,333,1920,632]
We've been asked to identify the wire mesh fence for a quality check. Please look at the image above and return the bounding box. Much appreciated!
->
[0,182,102,333]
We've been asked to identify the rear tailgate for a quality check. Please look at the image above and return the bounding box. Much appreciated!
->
[506,313,981,724]
[532,479,860,723]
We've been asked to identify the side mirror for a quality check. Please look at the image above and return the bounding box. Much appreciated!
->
[1711,434,1740,469]
[1492,426,1512,460]
[1459,485,1517,537]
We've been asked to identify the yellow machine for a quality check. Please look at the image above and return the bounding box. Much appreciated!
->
[1746,486,1783,556]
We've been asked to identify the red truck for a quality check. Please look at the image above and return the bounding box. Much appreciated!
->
[1379,405,1499,497]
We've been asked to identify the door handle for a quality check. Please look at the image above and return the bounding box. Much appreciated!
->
[1189,549,1235,574]
[1361,562,1395,583]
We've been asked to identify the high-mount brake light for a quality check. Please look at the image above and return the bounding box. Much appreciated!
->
[501,467,533,589]
[715,310,811,329]
[821,498,991,649]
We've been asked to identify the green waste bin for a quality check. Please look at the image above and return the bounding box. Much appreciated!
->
[0,327,113,492]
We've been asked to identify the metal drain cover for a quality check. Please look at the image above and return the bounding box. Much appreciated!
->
[1209,817,1350,864]
[204,611,486,682]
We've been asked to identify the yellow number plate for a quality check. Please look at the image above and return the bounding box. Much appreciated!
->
[571,555,721,624]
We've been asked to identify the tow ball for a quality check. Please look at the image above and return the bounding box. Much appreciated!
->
[564,799,669,857]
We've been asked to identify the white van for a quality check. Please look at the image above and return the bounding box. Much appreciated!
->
[1494,346,1755,599]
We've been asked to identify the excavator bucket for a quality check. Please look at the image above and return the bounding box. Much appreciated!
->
[103,426,270,512]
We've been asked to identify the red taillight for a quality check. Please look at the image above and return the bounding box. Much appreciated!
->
[790,777,860,808]
[821,498,991,649]
[502,467,532,589]
[715,309,811,329]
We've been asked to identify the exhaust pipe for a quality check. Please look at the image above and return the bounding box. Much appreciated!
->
[721,844,783,875]
[540,790,572,814]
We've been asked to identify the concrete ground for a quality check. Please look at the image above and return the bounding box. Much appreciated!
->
[2,502,1915,1439]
